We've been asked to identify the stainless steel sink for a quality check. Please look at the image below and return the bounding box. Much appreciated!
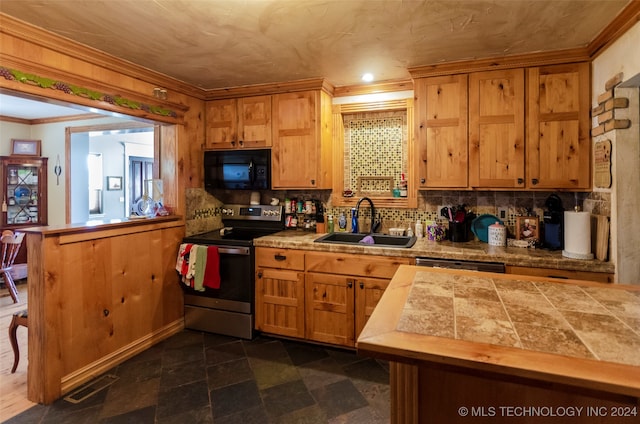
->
[314,232,417,248]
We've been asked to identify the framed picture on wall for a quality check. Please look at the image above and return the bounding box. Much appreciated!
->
[516,216,539,241]
[107,176,123,191]
[11,139,41,156]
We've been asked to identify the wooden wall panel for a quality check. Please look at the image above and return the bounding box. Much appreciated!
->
[26,222,184,404]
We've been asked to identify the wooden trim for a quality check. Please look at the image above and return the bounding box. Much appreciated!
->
[1,13,203,99]
[408,48,590,79]
[205,78,335,100]
[334,80,414,97]
[390,362,419,424]
[1,58,186,118]
[336,99,410,114]
[0,114,99,125]
[588,0,640,59]
[60,318,183,395]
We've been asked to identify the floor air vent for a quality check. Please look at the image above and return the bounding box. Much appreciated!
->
[63,374,119,404]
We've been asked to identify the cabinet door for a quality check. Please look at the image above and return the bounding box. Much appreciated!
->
[414,75,468,188]
[469,69,525,188]
[272,90,320,188]
[205,99,238,149]
[255,267,305,338]
[354,277,390,340]
[2,156,48,227]
[238,95,272,148]
[527,63,590,189]
[305,272,355,347]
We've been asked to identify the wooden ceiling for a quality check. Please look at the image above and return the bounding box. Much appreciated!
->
[0,0,635,91]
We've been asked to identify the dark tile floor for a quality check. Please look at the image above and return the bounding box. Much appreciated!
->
[6,331,390,424]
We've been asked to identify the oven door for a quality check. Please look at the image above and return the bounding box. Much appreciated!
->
[183,245,254,314]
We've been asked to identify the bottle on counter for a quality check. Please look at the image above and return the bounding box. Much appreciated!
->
[351,208,359,233]
[338,212,347,232]
[407,222,414,237]
[415,219,423,238]
[399,173,408,197]
[327,215,334,233]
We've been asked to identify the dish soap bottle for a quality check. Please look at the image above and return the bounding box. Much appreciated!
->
[338,212,347,232]
[415,219,423,238]
[327,215,334,233]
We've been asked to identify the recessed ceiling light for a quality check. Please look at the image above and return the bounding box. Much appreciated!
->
[361,73,374,82]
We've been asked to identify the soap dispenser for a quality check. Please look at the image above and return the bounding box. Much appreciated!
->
[338,212,347,232]
[415,219,423,238]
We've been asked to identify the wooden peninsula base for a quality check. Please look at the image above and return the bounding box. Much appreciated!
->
[358,266,640,424]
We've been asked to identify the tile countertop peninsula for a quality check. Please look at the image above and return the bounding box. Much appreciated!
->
[356,266,640,423]
[253,231,615,274]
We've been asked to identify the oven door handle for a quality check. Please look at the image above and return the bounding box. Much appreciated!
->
[217,247,251,256]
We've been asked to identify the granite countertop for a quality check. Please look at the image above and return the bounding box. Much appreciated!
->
[356,265,640,397]
[253,230,615,274]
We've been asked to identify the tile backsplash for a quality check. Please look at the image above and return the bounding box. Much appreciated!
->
[186,187,602,239]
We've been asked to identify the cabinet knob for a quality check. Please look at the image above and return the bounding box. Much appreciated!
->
[359,281,364,289]
[257,271,263,278]
[531,178,539,185]
[231,141,236,147]
[517,178,524,185]
[239,140,244,147]
[274,254,287,261]
[347,280,353,288]
[103,309,110,317]
[420,178,426,184]
[310,179,315,185]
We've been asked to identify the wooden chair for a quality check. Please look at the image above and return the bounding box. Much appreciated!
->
[9,309,28,373]
[1,230,25,303]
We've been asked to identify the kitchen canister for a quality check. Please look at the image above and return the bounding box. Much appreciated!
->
[488,221,506,246]
[427,223,446,241]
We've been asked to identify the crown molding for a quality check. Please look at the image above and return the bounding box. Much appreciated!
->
[204,78,335,100]
[408,48,591,79]
[333,80,414,97]
[0,13,205,99]
[588,0,640,59]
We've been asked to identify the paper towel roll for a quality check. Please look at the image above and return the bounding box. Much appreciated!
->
[563,211,594,260]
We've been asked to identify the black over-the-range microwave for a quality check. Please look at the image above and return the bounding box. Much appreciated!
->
[204,149,271,190]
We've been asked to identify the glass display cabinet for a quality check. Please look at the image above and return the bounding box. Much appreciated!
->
[1,156,48,227]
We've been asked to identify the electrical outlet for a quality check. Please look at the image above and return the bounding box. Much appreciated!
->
[498,207,508,220]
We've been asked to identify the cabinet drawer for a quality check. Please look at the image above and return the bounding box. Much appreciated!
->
[306,252,411,279]
[256,247,305,270]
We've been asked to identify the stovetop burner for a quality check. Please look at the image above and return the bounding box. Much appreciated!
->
[183,204,284,247]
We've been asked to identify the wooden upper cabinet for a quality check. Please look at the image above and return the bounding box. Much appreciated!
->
[272,90,332,189]
[469,69,525,188]
[414,75,469,188]
[526,62,591,189]
[205,95,271,149]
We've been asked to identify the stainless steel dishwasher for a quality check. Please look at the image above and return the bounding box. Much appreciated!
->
[415,257,505,273]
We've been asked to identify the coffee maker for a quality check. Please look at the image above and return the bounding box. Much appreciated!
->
[543,194,564,250]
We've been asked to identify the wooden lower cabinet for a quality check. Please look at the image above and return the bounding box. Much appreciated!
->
[255,247,411,347]
[255,248,306,338]
[305,273,391,347]
[305,272,355,346]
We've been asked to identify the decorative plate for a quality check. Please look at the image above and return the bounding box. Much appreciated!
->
[14,186,31,205]
[471,214,503,243]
